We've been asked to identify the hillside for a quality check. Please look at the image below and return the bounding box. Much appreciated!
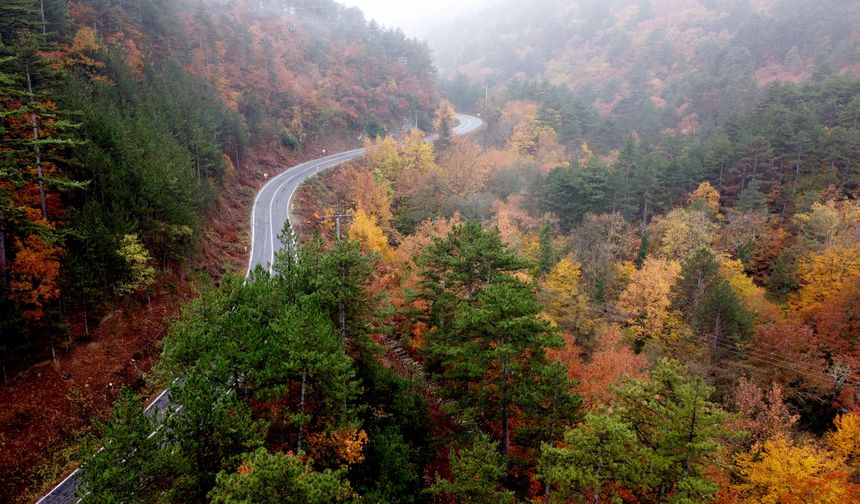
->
[5,0,860,503]
[0,0,437,501]
[433,0,860,136]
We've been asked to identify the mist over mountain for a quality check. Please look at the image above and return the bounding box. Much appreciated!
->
[432,0,860,132]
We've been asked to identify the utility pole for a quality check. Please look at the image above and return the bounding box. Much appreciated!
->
[333,213,352,241]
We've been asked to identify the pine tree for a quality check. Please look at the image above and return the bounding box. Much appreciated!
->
[167,371,268,502]
[429,433,514,504]
[209,448,354,504]
[78,388,178,502]
[266,299,361,453]
[539,413,651,503]
[612,359,735,503]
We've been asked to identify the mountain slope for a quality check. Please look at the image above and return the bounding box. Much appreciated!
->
[432,0,860,132]
[0,1,439,501]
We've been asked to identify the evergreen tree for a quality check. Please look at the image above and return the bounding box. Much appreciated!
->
[78,388,178,502]
[539,413,652,504]
[611,359,735,503]
[209,448,353,504]
[417,221,526,330]
[168,371,268,502]
[265,299,361,452]
[429,433,515,504]
[537,219,556,275]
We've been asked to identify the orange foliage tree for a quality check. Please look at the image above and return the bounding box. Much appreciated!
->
[8,235,62,321]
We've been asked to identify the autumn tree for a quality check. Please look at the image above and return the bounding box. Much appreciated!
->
[348,209,393,263]
[653,208,716,262]
[734,436,860,503]
[688,181,721,217]
[618,257,683,343]
[826,412,860,468]
[538,256,594,349]
[7,234,61,321]
[749,320,830,400]
[573,326,647,407]
[730,377,799,445]
[434,99,456,150]
[115,233,156,298]
[791,244,860,311]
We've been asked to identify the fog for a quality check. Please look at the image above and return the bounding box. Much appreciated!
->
[338,0,495,37]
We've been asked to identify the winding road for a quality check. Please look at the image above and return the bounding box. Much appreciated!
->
[248,113,483,273]
[35,113,482,503]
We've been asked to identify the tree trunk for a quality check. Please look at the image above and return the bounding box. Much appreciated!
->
[195,143,201,179]
[712,313,722,353]
[501,401,510,455]
[26,64,48,221]
[501,363,511,455]
[40,0,47,36]
[641,196,649,228]
[0,227,7,293]
[685,382,701,474]
[297,370,307,453]
[717,163,724,193]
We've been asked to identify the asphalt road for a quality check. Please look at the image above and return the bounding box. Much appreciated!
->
[247,113,483,273]
[35,113,482,504]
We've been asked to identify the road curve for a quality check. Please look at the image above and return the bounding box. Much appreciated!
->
[247,113,483,273]
[35,113,482,504]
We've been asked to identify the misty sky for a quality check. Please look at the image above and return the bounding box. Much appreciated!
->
[338,0,492,37]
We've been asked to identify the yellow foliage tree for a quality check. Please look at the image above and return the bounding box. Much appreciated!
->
[434,99,456,143]
[368,136,403,182]
[719,257,781,323]
[509,116,558,158]
[794,200,860,251]
[307,428,369,469]
[438,136,489,196]
[59,27,106,73]
[792,244,860,311]
[539,257,593,339]
[688,181,722,217]
[826,412,860,467]
[116,233,156,300]
[617,258,684,342]
[654,208,717,261]
[348,209,393,263]
[734,436,860,503]
[401,129,435,174]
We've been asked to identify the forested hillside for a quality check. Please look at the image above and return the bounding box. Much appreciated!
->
[435,0,860,140]
[7,0,860,502]
[81,99,860,500]
[0,0,436,500]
